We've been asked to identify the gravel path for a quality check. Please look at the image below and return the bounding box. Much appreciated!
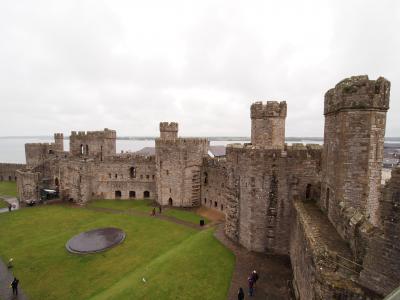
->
[214,224,293,300]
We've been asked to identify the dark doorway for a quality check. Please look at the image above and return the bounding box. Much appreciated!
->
[129,191,136,198]
[115,191,122,199]
[305,184,312,201]
[326,188,330,212]
[86,144,89,155]
[168,197,173,206]
[143,191,150,198]
[55,177,59,187]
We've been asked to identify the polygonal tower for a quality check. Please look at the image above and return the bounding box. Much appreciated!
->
[159,122,178,140]
[54,133,64,151]
[321,75,390,228]
[251,101,287,148]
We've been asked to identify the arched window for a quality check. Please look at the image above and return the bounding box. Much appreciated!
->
[144,191,150,198]
[130,167,136,179]
[129,191,136,198]
[115,191,122,199]
[80,144,84,155]
[204,172,208,184]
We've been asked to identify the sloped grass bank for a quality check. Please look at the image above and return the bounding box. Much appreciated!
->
[91,228,234,300]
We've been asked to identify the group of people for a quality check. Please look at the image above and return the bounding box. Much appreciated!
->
[238,270,259,299]
[151,205,162,216]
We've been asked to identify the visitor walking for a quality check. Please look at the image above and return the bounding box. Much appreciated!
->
[248,276,254,297]
[8,203,12,212]
[159,205,162,214]
[11,277,19,296]
[7,258,13,269]
[238,287,245,300]
[151,207,156,216]
[251,270,259,287]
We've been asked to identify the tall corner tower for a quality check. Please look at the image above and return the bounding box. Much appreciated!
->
[321,75,390,227]
[251,101,287,148]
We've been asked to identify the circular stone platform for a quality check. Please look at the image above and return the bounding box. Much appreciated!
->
[66,227,126,254]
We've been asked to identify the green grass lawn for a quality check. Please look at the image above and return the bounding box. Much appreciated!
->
[88,199,155,213]
[88,199,209,224]
[0,181,17,197]
[0,198,9,208]
[164,208,208,225]
[0,205,234,300]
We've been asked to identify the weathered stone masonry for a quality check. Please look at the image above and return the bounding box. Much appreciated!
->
[13,74,400,299]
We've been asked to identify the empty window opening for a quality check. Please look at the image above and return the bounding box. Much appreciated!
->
[109,173,112,179]
[152,175,155,180]
[204,198,207,204]
[115,174,118,179]
[204,172,208,184]
[129,191,136,198]
[144,191,150,198]
[86,144,89,155]
[306,184,312,201]
[169,188,172,193]
[130,167,136,178]
[48,149,54,154]
[80,144,84,155]
[115,191,122,199]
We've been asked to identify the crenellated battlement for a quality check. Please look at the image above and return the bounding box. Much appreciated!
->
[251,101,287,119]
[156,137,209,147]
[160,122,178,132]
[70,128,116,139]
[54,133,64,139]
[324,75,390,115]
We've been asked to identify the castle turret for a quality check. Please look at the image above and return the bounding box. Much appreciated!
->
[54,133,64,151]
[251,101,287,148]
[69,128,116,159]
[159,122,178,139]
[321,75,390,228]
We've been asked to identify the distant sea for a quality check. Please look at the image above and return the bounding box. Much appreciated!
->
[0,137,399,164]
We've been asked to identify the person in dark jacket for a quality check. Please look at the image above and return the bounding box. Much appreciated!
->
[238,287,245,300]
[8,203,12,212]
[159,205,162,214]
[248,276,254,297]
[251,270,259,286]
[11,277,19,295]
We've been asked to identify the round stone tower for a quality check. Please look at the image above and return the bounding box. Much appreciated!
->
[250,101,287,148]
[159,122,178,139]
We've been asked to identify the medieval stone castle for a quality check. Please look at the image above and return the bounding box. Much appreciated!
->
[2,75,400,299]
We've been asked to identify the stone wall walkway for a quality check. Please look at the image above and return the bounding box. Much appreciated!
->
[0,258,27,300]
[214,224,293,300]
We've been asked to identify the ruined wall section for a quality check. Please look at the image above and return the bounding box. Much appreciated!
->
[156,133,209,207]
[225,143,321,255]
[321,76,390,235]
[92,154,156,200]
[69,129,116,160]
[25,133,66,168]
[16,169,40,203]
[200,156,227,213]
[251,101,286,148]
[359,167,400,296]
[0,163,25,181]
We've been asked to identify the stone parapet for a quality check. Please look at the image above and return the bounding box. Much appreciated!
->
[251,101,287,119]
[324,75,390,115]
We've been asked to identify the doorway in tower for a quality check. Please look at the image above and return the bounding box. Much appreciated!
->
[168,198,173,206]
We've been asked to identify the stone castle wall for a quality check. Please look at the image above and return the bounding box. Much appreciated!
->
[156,133,209,207]
[0,163,25,181]
[225,143,321,255]
[69,128,116,159]
[201,156,227,213]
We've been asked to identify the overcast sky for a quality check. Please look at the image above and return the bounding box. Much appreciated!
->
[0,0,399,137]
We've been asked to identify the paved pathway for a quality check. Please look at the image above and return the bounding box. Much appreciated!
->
[0,258,27,300]
[0,197,19,214]
[84,206,209,230]
[214,225,293,300]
